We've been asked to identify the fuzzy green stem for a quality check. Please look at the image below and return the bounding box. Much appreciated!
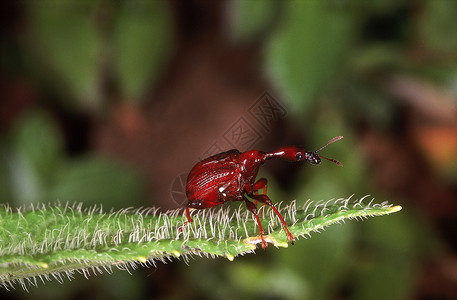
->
[0,196,401,290]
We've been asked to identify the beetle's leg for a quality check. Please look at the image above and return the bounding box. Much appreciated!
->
[178,206,194,233]
[253,178,268,194]
[253,178,268,217]
[244,197,268,250]
[250,194,295,244]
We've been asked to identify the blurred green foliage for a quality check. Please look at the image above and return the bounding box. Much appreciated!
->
[114,0,172,102]
[266,1,354,114]
[0,110,145,209]
[26,0,173,112]
[27,0,101,111]
[229,0,278,41]
[420,0,457,54]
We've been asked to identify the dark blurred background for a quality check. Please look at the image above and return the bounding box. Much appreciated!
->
[1,0,457,299]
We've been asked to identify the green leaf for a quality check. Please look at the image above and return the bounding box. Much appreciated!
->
[114,0,173,102]
[0,197,401,289]
[266,1,354,113]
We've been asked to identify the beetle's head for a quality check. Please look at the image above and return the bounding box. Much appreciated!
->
[264,136,343,166]
[304,151,321,165]
[308,136,344,166]
[283,149,321,165]
[271,136,343,166]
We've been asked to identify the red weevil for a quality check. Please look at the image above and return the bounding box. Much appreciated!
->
[181,136,343,249]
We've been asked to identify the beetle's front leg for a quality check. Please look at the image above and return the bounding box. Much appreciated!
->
[250,194,295,245]
[178,206,194,233]
[253,178,268,194]
[253,178,268,217]
[244,196,268,250]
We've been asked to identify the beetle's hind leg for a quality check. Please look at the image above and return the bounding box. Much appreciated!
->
[250,194,295,245]
[244,197,268,250]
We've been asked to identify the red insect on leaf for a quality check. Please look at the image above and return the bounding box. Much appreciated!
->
[180,136,343,249]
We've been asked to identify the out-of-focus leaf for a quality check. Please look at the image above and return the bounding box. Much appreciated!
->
[353,211,440,300]
[420,0,457,54]
[0,143,13,202]
[353,258,415,300]
[12,110,64,187]
[294,114,366,200]
[335,46,400,129]
[339,77,397,129]
[358,0,410,13]
[352,45,404,73]
[266,1,354,114]
[278,222,355,300]
[100,271,144,300]
[449,159,457,184]
[49,157,145,209]
[114,0,173,102]
[5,151,43,205]
[16,274,88,300]
[229,0,278,41]
[6,110,64,204]
[27,0,101,111]
[227,262,309,299]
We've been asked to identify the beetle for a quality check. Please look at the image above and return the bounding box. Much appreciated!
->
[180,136,343,249]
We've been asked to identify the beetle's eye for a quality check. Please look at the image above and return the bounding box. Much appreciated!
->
[295,153,303,161]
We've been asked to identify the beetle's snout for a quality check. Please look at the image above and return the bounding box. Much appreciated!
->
[306,152,321,165]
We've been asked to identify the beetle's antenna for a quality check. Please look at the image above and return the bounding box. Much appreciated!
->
[316,136,343,152]
[319,155,343,166]
[315,136,343,167]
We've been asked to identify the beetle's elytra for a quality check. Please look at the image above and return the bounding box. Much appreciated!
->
[180,136,343,249]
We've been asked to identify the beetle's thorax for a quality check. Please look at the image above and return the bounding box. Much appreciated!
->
[238,150,266,191]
